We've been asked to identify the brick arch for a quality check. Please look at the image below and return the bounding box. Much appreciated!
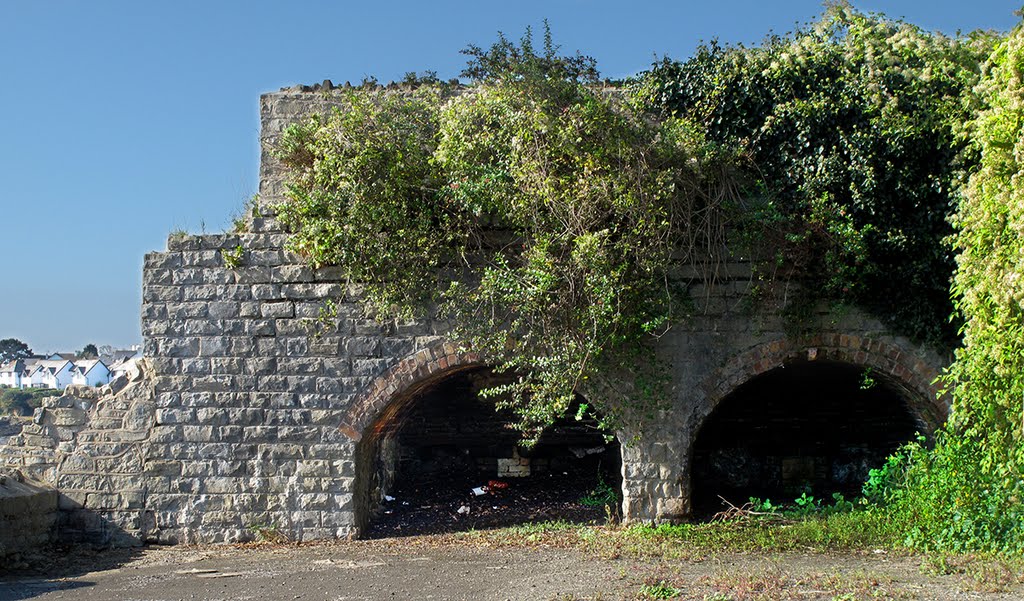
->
[339,342,484,442]
[344,341,486,535]
[702,334,949,432]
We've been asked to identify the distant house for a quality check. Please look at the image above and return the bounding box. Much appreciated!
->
[0,359,26,388]
[1,348,137,390]
[24,359,76,389]
[71,359,111,387]
[105,347,142,380]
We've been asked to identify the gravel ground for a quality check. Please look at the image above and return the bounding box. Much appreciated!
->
[1,536,1022,601]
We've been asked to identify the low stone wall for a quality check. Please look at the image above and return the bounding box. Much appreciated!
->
[2,364,155,547]
[0,471,58,560]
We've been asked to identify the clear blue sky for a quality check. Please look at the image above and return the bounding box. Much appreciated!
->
[0,1,1018,354]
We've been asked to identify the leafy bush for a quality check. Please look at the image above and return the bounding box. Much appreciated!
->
[276,25,740,438]
[633,3,995,345]
[880,21,1024,555]
[275,10,1024,555]
[579,478,620,508]
[0,387,59,416]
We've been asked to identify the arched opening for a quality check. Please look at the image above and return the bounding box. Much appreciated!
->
[691,360,926,517]
[355,367,621,537]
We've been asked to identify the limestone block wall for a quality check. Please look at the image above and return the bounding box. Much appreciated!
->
[139,230,449,542]
[614,276,950,522]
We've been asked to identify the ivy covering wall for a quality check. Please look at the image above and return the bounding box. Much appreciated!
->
[634,5,995,346]
[276,30,739,438]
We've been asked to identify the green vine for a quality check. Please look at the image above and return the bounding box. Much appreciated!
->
[272,9,1024,555]
[885,20,1024,555]
[633,2,995,346]
[276,25,740,438]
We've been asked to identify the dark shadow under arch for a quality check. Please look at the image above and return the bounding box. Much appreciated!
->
[350,361,622,537]
[691,360,927,517]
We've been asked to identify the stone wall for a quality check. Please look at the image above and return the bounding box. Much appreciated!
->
[0,471,57,560]
[2,366,154,546]
[0,88,953,546]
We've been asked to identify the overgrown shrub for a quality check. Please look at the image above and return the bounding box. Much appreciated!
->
[276,25,740,438]
[0,387,59,416]
[883,21,1024,555]
[633,2,995,345]
[276,8,1024,554]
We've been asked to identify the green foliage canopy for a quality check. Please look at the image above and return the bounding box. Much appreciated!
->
[276,28,738,437]
[886,21,1024,554]
[273,10,1024,555]
[0,387,58,416]
[0,338,32,364]
[634,3,996,344]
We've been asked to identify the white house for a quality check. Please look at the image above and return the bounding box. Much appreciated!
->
[0,359,26,388]
[24,359,75,389]
[2,350,135,390]
[0,357,49,388]
[105,347,142,380]
[71,359,111,387]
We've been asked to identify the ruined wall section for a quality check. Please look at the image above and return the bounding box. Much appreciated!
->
[2,367,156,547]
[252,86,347,234]
[0,88,953,546]
[0,473,58,561]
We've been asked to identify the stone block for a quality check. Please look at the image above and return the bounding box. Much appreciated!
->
[180,425,215,443]
[144,286,183,303]
[144,251,182,269]
[271,265,316,283]
[283,337,308,356]
[239,301,261,318]
[351,358,390,377]
[315,379,343,394]
[308,336,342,355]
[285,376,317,394]
[251,284,281,300]
[182,250,221,267]
[158,337,199,358]
[229,337,258,356]
[209,302,240,319]
[198,337,230,357]
[281,283,342,300]
[144,460,183,477]
[344,337,381,357]
[234,265,273,284]
[277,357,322,375]
[47,408,88,427]
[321,358,350,377]
[262,301,295,318]
[145,268,174,286]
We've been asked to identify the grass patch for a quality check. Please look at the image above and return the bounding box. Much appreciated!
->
[636,580,682,599]
[449,509,902,560]
[697,569,911,601]
[922,553,1024,593]
[621,564,914,601]
[607,510,901,559]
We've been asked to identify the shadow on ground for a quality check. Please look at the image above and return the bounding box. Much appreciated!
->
[0,545,146,601]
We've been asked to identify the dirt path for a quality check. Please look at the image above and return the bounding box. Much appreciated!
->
[1,537,1021,601]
